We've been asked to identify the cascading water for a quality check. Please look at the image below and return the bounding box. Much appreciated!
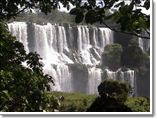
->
[88,67,101,94]
[138,31,150,52]
[8,22,29,53]
[103,68,135,96]
[8,22,136,95]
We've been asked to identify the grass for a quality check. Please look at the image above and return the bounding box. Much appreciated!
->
[50,91,97,112]
[48,92,150,112]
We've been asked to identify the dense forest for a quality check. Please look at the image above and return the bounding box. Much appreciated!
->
[9,10,75,24]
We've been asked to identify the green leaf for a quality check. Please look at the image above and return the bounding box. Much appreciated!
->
[114,1,125,8]
[85,10,97,24]
[75,12,84,23]
[70,8,79,15]
[144,0,150,10]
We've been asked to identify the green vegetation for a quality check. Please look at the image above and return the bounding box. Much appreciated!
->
[121,39,149,68]
[69,0,150,39]
[87,80,131,112]
[0,22,58,112]
[102,40,149,70]
[102,43,123,70]
[51,92,97,112]
[50,91,149,112]
[0,0,150,39]
[125,97,150,112]
[98,80,129,103]
[9,10,75,24]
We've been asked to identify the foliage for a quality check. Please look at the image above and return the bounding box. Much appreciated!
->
[125,97,150,112]
[51,92,149,112]
[86,96,132,112]
[0,0,76,20]
[0,0,150,38]
[86,80,131,112]
[51,92,96,112]
[0,0,55,20]
[102,43,123,70]
[98,80,129,103]
[113,35,149,72]
[87,80,150,112]
[121,38,149,68]
[0,22,59,112]
[9,10,75,24]
[69,0,150,39]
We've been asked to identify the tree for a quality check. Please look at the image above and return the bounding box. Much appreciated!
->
[0,0,150,39]
[70,0,150,39]
[0,22,59,111]
[102,43,123,70]
[121,38,149,68]
[98,80,129,103]
[87,80,132,112]
[0,0,75,20]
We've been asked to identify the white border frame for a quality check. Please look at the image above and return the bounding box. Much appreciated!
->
[0,0,153,116]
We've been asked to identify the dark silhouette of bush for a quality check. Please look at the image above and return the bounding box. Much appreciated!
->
[87,80,132,112]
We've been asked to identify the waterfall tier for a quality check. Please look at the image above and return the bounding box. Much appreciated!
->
[8,22,136,95]
[8,22,114,65]
[103,68,135,96]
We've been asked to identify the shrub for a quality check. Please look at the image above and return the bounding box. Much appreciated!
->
[102,44,123,70]
[98,80,129,103]
[87,80,131,112]
[126,97,150,112]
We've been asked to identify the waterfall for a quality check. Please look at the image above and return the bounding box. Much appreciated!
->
[138,37,144,51]
[88,67,101,94]
[8,22,29,53]
[104,68,135,96]
[8,22,136,95]
[138,31,150,52]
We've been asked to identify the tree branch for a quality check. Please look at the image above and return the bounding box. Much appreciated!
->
[144,28,150,36]
[102,21,150,39]
[16,6,29,15]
